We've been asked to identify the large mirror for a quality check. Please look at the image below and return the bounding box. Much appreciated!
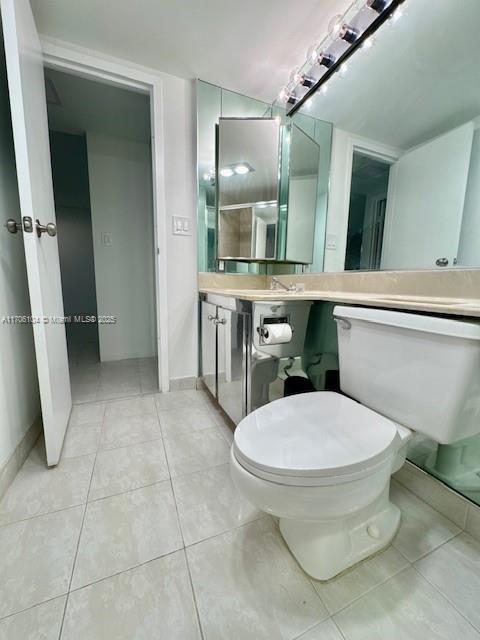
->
[297,0,480,272]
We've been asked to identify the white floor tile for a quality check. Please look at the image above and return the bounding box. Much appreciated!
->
[187,517,328,640]
[63,552,200,640]
[104,395,156,419]
[62,423,101,459]
[99,413,161,450]
[390,481,461,561]
[71,482,182,589]
[0,597,66,640]
[334,567,480,640]
[0,446,94,525]
[312,546,409,614]
[415,533,480,631]
[172,462,262,545]
[89,439,170,501]
[69,402,106,426]
[0,507,83,618]
[164,428,230,477]
[158,405,217,437]
[155,390,207,413]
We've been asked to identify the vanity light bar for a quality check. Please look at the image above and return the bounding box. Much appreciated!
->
[284,0,406,116]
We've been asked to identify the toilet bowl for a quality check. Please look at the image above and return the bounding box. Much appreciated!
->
[231,391,411,580]
[231,305,480,580]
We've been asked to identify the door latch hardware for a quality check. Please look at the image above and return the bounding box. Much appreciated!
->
[35,219,57,238]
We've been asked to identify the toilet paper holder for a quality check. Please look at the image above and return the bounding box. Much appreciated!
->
[257,315,294,344]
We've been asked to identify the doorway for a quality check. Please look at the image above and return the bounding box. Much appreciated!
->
[45,68,158,403]
[344,151,391,271]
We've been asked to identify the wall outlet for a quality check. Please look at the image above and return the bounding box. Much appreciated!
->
[101,232,112,246]
[172,216,192,236]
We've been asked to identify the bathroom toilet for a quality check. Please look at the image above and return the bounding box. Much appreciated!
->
[231,305,480,580]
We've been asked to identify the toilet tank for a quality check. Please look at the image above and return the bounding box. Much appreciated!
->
[334,306,480,444]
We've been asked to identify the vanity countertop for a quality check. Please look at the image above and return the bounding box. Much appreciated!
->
[199,287,480,318]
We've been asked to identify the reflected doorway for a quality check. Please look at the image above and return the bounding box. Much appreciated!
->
[344,152,391,271]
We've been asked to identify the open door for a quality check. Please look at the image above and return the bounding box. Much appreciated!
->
[381,122,474,270]
[1,0,71,465]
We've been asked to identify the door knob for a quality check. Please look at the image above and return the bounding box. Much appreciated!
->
[435,257,449,267]
[4,218,22,234]
[35,219,57,238]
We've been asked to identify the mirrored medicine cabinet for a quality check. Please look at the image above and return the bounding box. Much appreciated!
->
[216,117,320,264]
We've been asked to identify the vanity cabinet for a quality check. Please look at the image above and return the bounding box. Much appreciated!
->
[200,300,249,424]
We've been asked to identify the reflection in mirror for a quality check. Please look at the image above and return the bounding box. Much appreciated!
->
[284,125,320,264]
[297,0,480,272]
[217,118,280,261]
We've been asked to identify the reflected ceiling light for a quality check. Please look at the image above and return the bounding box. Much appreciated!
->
[361,36,375,49]
[339,62,349,76]
[220,167,234,177]
[320,84,329,95]
[234,164,250,175]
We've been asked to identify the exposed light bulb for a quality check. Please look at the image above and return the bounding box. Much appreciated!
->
[318,52,336,68]
[220,167,234,178]
[307,45,319,65]
[234,164,250,175]
[278,85,297,105]
[328,14,343,36]
[367,0,392,13]
[339,24,360,44]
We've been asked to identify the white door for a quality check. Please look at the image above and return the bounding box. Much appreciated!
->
[381,122,474,269]
[2,0,71,465]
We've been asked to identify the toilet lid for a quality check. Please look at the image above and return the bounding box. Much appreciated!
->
[233,392,400,485]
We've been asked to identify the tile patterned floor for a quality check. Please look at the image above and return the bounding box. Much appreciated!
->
[70,358,158,404]
[0,389,480,639]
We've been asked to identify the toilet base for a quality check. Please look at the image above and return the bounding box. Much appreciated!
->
[279,487,400,581]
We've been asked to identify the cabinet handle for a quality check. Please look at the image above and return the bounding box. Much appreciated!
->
[207,314,216,322]
[216,318,227,325]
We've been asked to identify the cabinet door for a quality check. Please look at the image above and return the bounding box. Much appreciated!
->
[201,302,217,397]
[217,308,246,424]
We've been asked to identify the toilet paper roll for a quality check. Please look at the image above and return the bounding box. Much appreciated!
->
[262,323,293,345]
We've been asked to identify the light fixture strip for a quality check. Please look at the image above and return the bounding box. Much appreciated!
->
[285,0,406,117]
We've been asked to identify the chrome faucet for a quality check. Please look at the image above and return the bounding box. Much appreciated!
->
[270,277,297,292]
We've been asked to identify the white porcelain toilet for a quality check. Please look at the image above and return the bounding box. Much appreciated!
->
[231,305,480,580]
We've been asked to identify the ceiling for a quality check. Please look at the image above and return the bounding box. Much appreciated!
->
[303,0,480,150]
[31,0,352,103]
[45,67,150,142]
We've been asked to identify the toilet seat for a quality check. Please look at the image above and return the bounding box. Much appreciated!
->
[233,392,401,487]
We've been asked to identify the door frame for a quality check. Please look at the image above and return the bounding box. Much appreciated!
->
[41,37,170,391]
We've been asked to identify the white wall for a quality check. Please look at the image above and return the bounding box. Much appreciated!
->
[87,133,156,362]
[0,51,40,469]
[458,128,480,266]
[161,76,197,383]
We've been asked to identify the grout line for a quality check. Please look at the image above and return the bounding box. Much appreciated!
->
[0,593,68,625]
[410,563,480,635]
[57,402,107,640]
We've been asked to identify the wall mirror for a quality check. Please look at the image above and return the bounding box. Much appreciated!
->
[295,0,480,272]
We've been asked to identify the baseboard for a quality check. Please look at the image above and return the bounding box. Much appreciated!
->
[393,460,480,542]
[0,414,42,501]
[169,376,198,391]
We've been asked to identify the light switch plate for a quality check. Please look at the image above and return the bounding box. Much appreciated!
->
[326,234,337,250]
[101,232,112,246]
[172,216,192,236]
